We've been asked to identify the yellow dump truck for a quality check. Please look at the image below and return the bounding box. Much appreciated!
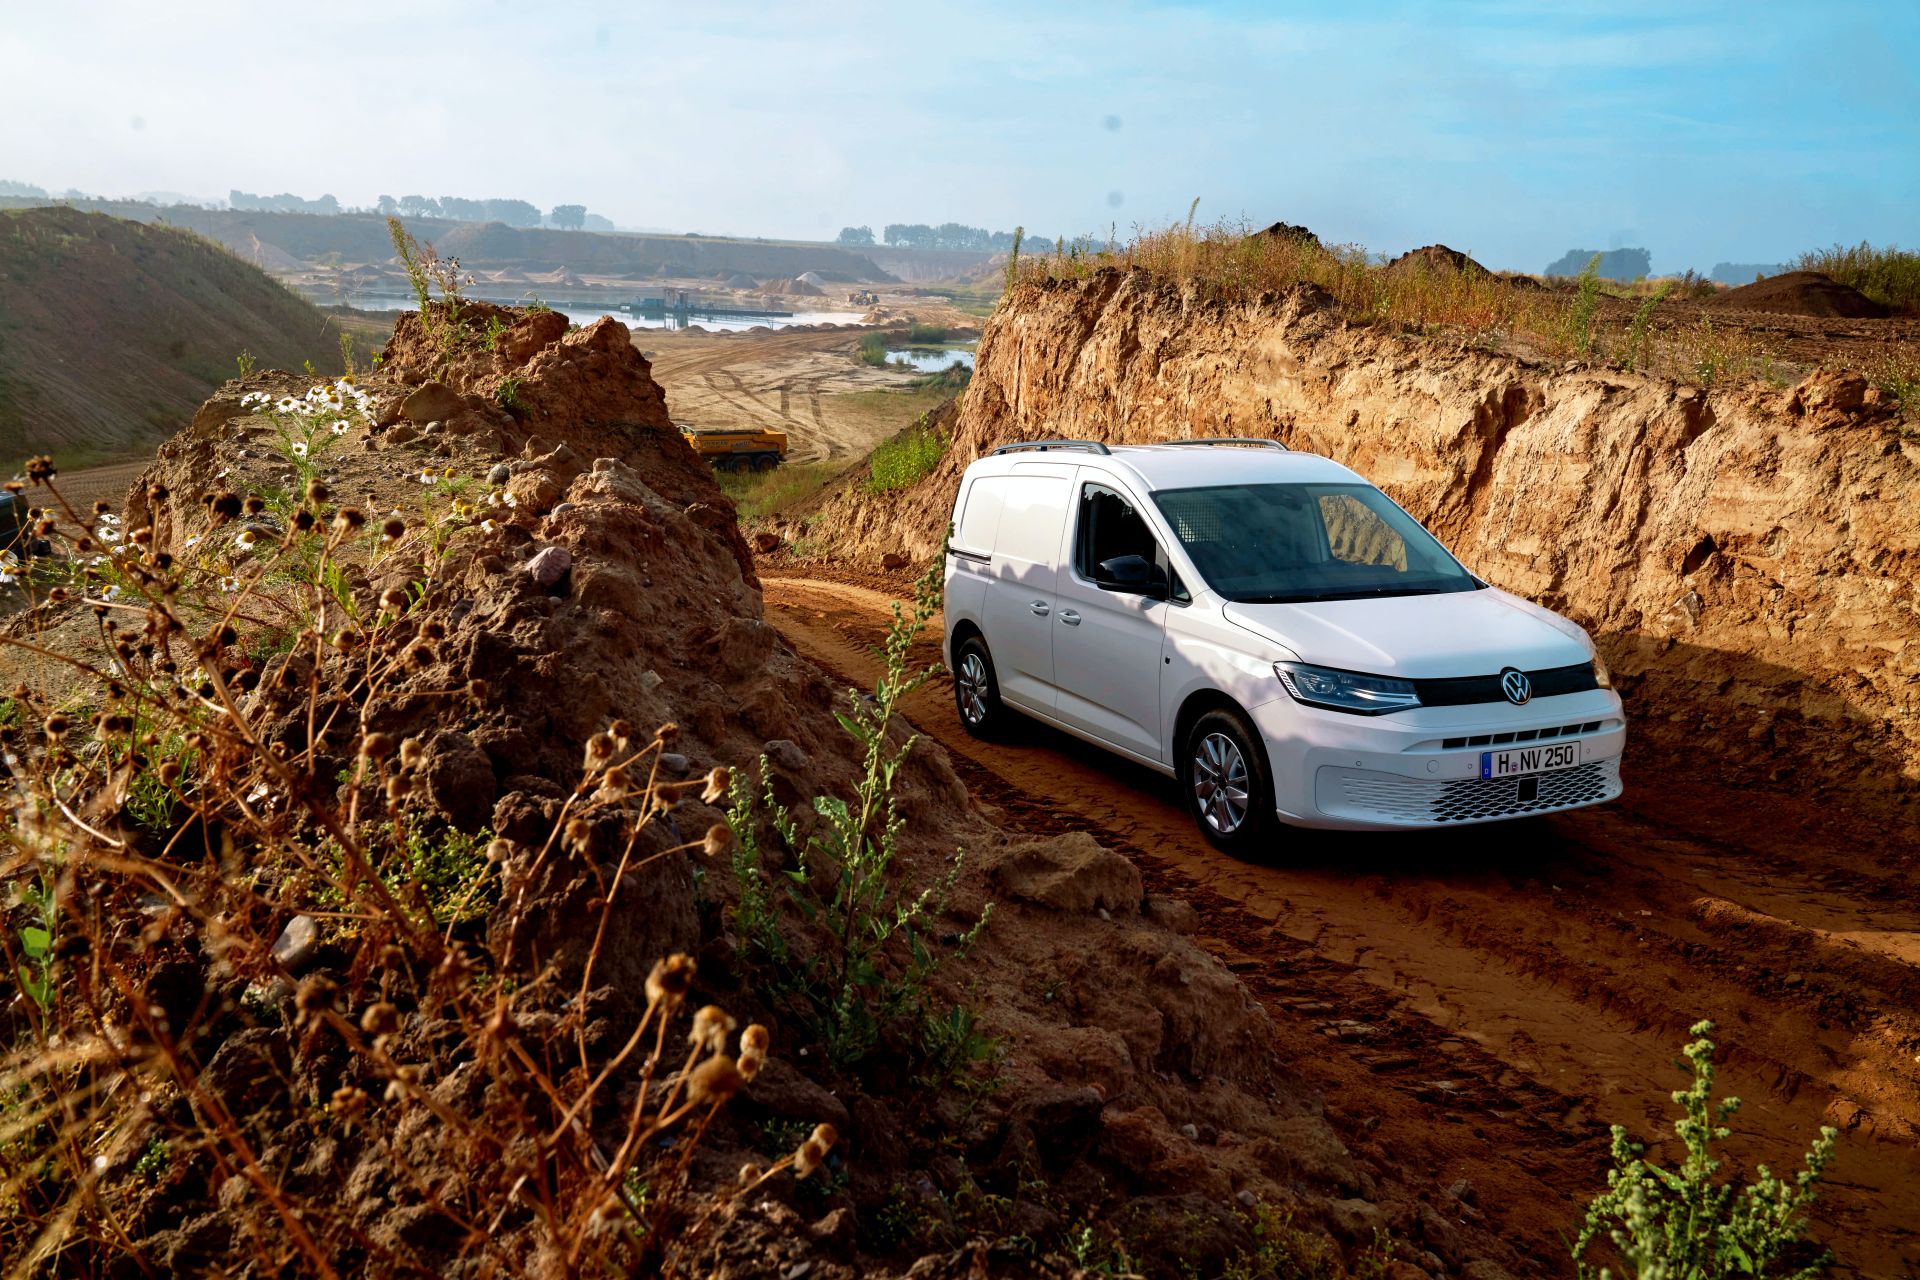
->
[679,426,789,472]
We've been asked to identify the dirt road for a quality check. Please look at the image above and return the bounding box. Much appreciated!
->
[642,327,958,463]
[761,572,1920,1278]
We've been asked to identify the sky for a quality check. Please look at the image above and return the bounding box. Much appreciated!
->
[3,0,1917,273]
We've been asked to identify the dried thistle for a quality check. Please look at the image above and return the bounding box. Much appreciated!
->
[702,824,733,857]
[700,766,732,804]
[645,954,696,1009]
[687,1005,736,1057]
[687,1055,743,1106]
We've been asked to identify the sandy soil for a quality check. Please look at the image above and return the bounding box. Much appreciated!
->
[642,325,971,462]
[758,570,1920,1278]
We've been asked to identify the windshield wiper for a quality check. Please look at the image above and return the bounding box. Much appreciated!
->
[1233,585,1457,604]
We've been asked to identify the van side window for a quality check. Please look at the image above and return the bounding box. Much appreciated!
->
[1076,483,1160,579]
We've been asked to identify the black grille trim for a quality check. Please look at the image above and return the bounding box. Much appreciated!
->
[1415,662,1598,708]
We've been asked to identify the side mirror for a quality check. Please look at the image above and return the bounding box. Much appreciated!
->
[1095,554,1167,598]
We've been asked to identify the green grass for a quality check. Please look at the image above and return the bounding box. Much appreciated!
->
[715,459,852,521]
[856,332,890,367]
[867,415,947,493]
[1796,242,1920,311]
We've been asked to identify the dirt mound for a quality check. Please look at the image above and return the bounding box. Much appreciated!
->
[0,206,341,463]
[1385,244,1488,275]
[1251,220,1320,247]
[799,269,1920,832]
[6,302,1537,1276]
[1711,269,1891,318]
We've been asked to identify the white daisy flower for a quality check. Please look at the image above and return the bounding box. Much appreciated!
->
[331,420,349,435]
[236,530,257,549]
[419,472,437,484]
[292,442,309,458]
[99,513,122,525]
[217,576,240,593]
[0,572,16,587]
[480,518,497,533]
[184,534,203,548]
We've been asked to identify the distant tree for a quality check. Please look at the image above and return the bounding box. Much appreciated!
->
[484,198,541,227]
[884,223,931,248]
[375,194,399,216]
[0,179,49,198]
[550,203,587,231]
[433,196,479,221]
[398,194,440,218]
[837,225,875,246]
[311,193,340,216]
[1546,247,1652,281]
[582,212,616,232]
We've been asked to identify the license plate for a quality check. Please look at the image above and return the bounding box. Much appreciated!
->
[1481,741,1582,779]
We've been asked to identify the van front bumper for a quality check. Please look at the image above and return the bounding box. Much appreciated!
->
[1248,690,1627,831]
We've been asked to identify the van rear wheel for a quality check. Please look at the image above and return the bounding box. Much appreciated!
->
[953,635,1010,739]
[1182,708,1278,854]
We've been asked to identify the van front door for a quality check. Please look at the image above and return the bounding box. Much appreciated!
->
[1052,478,1172,761]
[981,470,1071,711]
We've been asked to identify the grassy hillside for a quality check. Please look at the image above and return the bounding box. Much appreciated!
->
[0,207,344,466]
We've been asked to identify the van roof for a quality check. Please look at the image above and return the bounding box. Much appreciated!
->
[978,441,1364,492]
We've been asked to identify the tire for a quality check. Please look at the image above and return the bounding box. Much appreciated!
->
[952,634,1012,739]
[1181,707,1279,854]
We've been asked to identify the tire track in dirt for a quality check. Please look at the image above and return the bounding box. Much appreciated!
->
[761,572,1920,1277]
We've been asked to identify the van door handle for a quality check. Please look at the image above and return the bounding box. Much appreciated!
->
[1029,600,1050,616]
[1058,610,1081,626]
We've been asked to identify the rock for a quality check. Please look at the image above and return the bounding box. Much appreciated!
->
[809,1206,856,1255]
[400,381,464,425]
[742,1058,850,1132]
[507,470,564,514]
[880,552,910,572]
[1144,896,1199,933]
[525,545,572,588]
[269,915,318,973]
[986,831,1142,913]
[487,462,511,485]
[1006,1085,1104,1168]
[549,501,576,518]
[752,530,783,554]
[419,730,496,831]
[1460,1263,1517,1280]
[764,739,810,772]
[1325,1197,1386,1245]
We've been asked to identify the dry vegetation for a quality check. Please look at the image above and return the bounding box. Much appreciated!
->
[1012,222,1912,402]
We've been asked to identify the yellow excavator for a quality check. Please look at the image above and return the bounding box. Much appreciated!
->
[679,425,788,472]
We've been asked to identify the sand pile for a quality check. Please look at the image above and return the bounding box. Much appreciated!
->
[1712,270,1890,318]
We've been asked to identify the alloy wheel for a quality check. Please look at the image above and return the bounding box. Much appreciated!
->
[957,652,990,724]
[1192,731,1250,834]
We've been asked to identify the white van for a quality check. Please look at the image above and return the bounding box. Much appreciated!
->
[942,439,1625,852]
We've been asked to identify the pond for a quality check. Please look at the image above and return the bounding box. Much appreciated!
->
[339,294,867,332]
[884,346,977,372]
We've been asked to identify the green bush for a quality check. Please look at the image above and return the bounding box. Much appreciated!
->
[856,332,890,366]
[1572,1021,1838,1280]
[867,416,946,493]
[1796,242,1920,311]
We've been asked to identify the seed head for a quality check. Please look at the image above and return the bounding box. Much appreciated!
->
[43,714,70,739]
[737,1162,763,1186]
[701,766,732,804]
[378,588,409,615]
[597,765,632,800]
[25,455,56,484]
[563,815,592,853]
[243,496,266,516]
[386,775,413,801]
[652,782,685,809]
[306,479,330,505]
[688,1004,736,1057]
[583,732,616,771]
[608,719,633,747]
[333,507,367,532]
[740,1023,770,1057]
[645,954,696,1008]
[360,1002,400,1037]
[360,732,396,761]
[157,762,182,786]
[467,678,488,702]
[330,1086,369,1122]
[398,737,425,770]
[687,1054,744,1106]
[702,824,734,857]
[485,838,513,864]
[656,721,681,743]
[381,517,406,542]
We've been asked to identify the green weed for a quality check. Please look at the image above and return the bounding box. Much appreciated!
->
[867,415,947,493]
[1796,242,1920,311]
[1623,281,1675,373]
[1572,1020,1837,1280]
[1572,253,1603,357]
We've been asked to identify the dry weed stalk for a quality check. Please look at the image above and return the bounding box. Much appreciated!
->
[0,437,828,1276]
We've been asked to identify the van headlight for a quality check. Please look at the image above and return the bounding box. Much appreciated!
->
[1591,648,1614,689]
[1274,662,1422,715]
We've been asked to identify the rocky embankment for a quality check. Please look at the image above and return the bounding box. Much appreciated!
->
[3,303,1536,1276]
[800,270,1920,833]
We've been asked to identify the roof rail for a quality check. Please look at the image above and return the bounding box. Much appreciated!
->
[1156,437,1288,451]
[988,439,1113,456]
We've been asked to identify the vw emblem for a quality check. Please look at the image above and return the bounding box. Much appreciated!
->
[1499,667,1533,705]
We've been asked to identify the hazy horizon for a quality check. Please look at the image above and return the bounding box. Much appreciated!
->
[4,0,1916,274]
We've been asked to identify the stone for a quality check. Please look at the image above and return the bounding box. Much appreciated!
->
[419,730,497,831]
[1144,896,1199,933]
[752,530,783,554]
[986,831,1142,913]
[487,462,511,485]
[400,380,464,425]
[764,739,810,771]
[658,752,691,777]
[525,545,572,588]
[270,915,319,973]
[880,552,910,571]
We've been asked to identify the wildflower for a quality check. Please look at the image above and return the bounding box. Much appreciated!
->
[738,1023,769,1080]
[688,1005,736,1057]
[26,455,55,483]
[97,528,122,543]
[794,1124,839,1179]
[235,530,257,550]
[687,1055,744,1106]
[306,479,330,504]
[217,576,241,593]
[291,441,309,458]
[184,534,203,548]
[480,518,497,534]
[702,824,733,857]
[597,765,632,800]
[644,954,696,1009]
[381,517,405,542]
[99,513,121,525]
[701,766,732,804]
[331,419,349,435]
[418,472,437,485]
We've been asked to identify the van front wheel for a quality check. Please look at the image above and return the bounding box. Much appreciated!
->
[1182,708,1278,854]
[953,635,1010,739]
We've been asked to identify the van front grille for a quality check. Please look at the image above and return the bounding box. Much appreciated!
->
[1317,760,1621,826]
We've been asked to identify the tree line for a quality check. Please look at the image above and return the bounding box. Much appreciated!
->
[837,223,1039,252]
[226,190,606,231]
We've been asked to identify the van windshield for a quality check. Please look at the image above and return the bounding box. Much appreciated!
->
[1150,482,1482,604]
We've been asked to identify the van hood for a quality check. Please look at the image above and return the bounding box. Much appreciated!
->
[1221,587,1592,678]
